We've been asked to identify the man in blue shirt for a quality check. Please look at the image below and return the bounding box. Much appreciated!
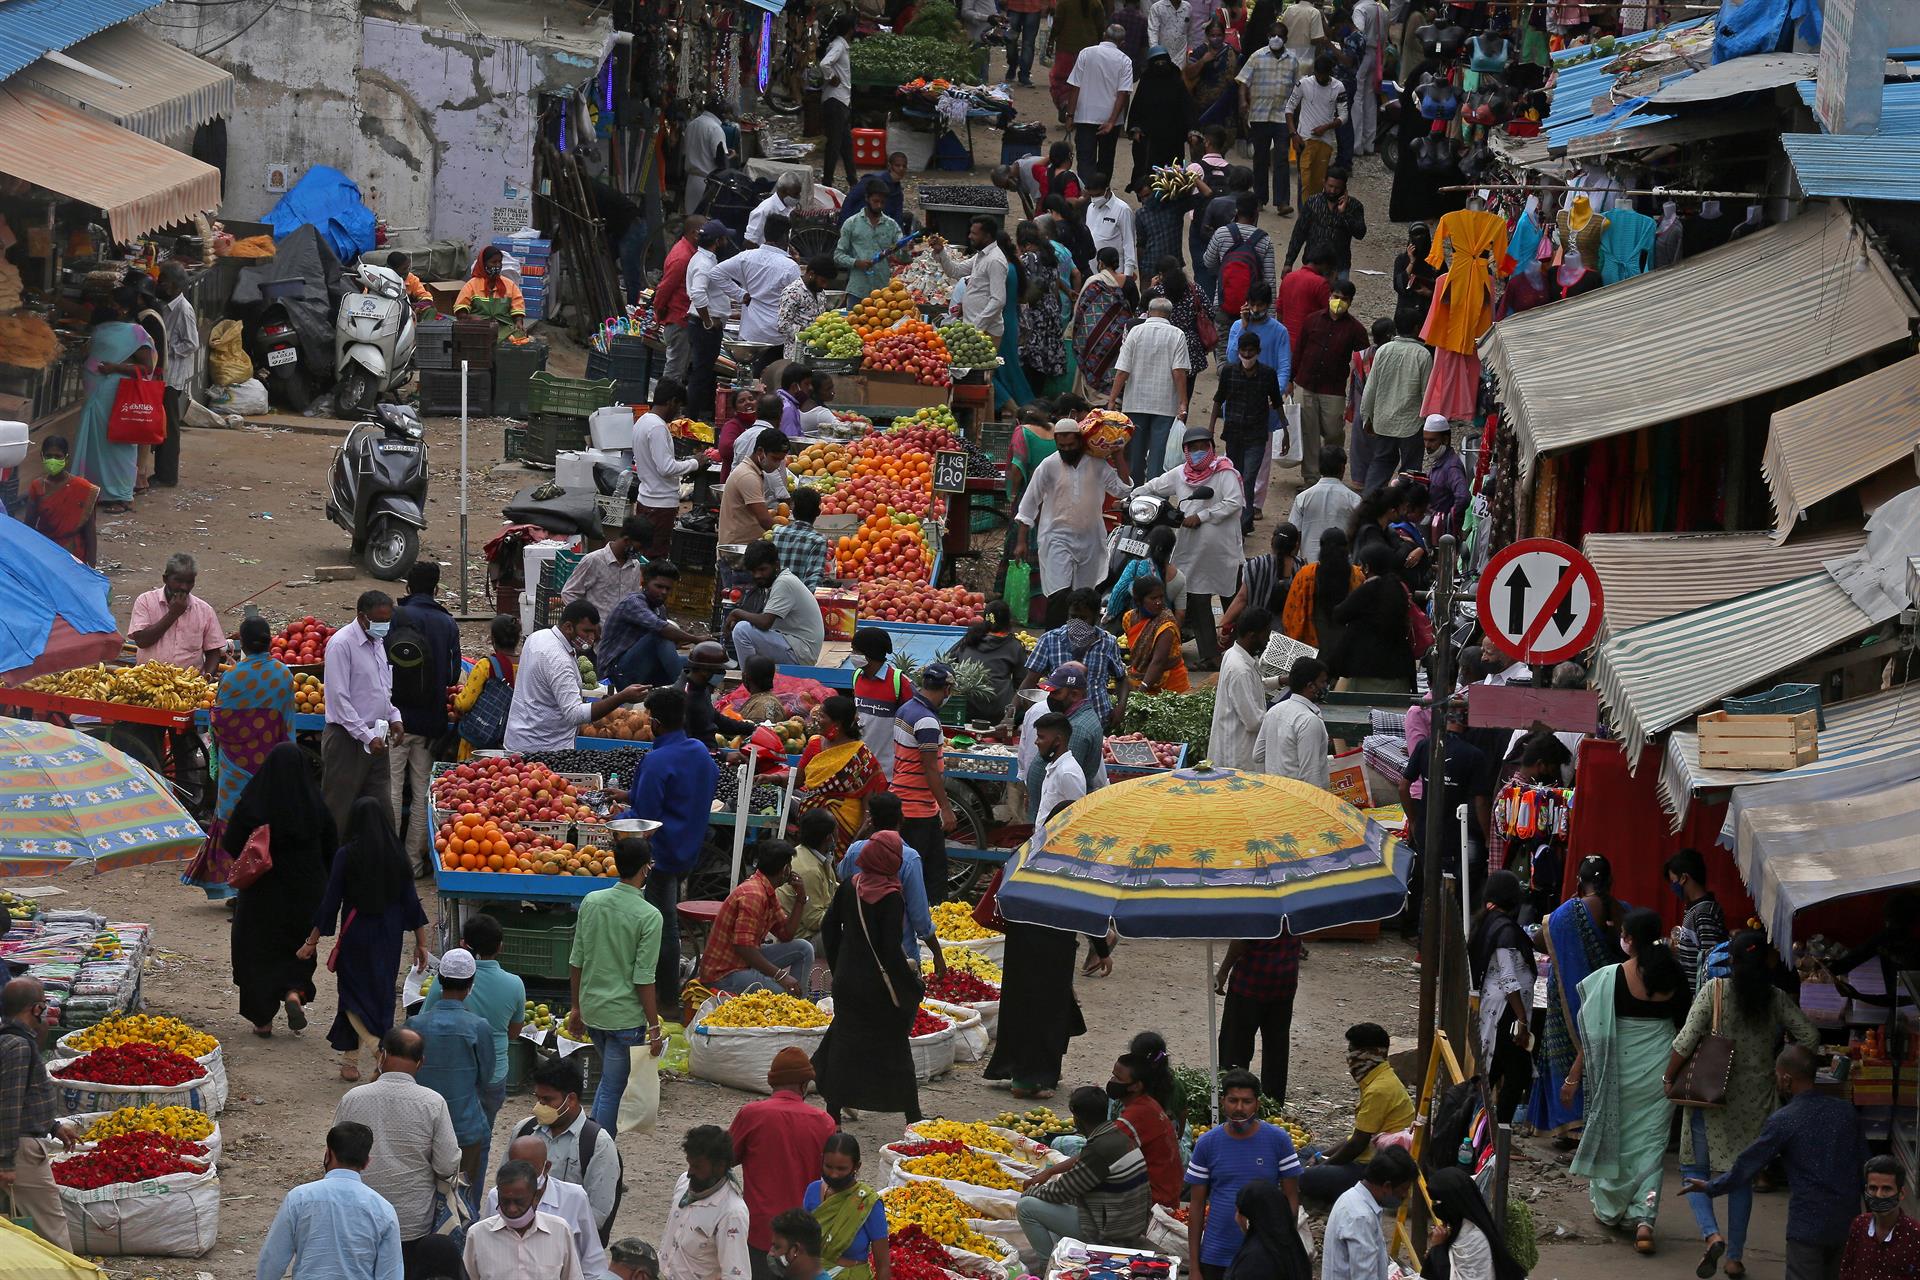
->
[1223,280,1292,514]
[407,948,498,1213]
[627,687,720,993]
[392,561,463,877]
[257,1122,403,1280]
[836,792,947,974]
[1684,1044,1865,1280]
[835,153,910,227]
[602,564,704,688]
[1185,1069,1303,1280]
[420,916,524,1201]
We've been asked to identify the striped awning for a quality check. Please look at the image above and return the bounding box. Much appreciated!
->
[20,26,232,143]
[1584,527,1868,635]
[1764,354,1920,543]
[1482,204,1918,473]
[1592,571,1876,763]
[1661,684,1920,821]
[0,85,220,242]
[1729,771,1920,956]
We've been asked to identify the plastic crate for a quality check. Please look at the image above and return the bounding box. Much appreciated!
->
[504,422,527,462]
[528,372,619,418]
[452,317,497,369]
[420,368,490,416]
[670,526,718,571]
[523,413,591,468]
[505,1038,535,1088]
[497,919,575,981]
[977,419,1016,462]
[667,570,717,618]
[417,317,454,370]
[492,341,550,420]
[1723,682,1825,729]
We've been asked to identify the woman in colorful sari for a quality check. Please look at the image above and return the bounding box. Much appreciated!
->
[992,254,1036,414]
[1124,574,1189,694]
[803,1133,892,1280]
[184,615,294,900]
[1567,909,1689,1252]
[1529,853,1629,1140]
[1045,216,1082,392]
[71,288,156,513]
[798,695,887,852]
[20,435,99,563]
[1072,246,1137,398]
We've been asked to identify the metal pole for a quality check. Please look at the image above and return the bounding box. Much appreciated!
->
[1416,535,1457,1077]
[1206,941,1220,1126]
[459,357,471,614]
[728,742,758,891]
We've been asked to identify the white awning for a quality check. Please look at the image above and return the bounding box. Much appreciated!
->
[1764,354,1920,543]
[20,26,232,142]
[1583,527,1867,635]
[1481,204,1918,473]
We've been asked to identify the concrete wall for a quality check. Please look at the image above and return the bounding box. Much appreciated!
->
[153,0,603,252]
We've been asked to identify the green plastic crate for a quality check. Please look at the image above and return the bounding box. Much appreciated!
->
[496,919,576,981]
[527,372,618,418]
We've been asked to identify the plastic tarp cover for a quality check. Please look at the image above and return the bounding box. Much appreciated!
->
[228,224,344,374]
[1710,0,1821,65]
[0,518,117,676]
[263,166,377,266]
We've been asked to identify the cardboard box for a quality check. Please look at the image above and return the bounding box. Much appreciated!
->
[816,589,858,642]
[860,371,952,410]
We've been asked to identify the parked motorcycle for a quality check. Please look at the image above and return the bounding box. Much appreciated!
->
[252,279,313,412]
[326,402,427,580]
[333,262,417,418]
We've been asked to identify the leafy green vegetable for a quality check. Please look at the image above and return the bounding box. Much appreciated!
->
[850,34,984,86]
[903,0,961,39]
[1121,690,1215,762]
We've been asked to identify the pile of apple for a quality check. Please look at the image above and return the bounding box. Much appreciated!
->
[269,617,335,666]
[430,756,596,826]
[863,321,951,387]
[859,579,985,625]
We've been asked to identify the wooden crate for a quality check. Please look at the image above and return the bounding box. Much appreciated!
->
[1698,709,1819,771]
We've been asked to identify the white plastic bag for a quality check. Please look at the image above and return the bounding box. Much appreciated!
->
[1275,397,1303,465]
[939,935,1005,968]
[54,1031,226,1116]
[59,1110,222,1165]
[1161,417,1188,475]
[885,1160,1021,1217]
[58,1163,220,1256]
[53,1069,216,1120]
[1147,1204,1188,1259]
[925,998,989,1063]
[617,1043,660,1133]
[208,378,269,416]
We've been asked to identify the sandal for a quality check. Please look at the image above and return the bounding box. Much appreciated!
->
[100,501,132,514]
[1010,1086,1056,1100]
[283,995,307,1032]
[339,1062,362,1082]
[1635,1225,1656,1255]
[1697,1238,1725,1278]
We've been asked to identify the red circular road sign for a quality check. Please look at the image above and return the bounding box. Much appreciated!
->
[1475,538,1606,666]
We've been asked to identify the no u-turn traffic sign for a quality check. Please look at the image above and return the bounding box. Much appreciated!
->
[1475,538,1605,666]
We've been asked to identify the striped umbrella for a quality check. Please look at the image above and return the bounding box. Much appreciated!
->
[0,718,204,876]
[998,766,1410,940]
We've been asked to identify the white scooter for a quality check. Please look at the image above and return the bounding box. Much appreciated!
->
[333,262,417,417]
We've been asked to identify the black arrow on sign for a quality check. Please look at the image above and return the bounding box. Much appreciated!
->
[1506,563,1531,639]
[1551,565,1576,636]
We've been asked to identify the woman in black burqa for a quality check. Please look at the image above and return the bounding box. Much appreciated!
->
[225,742,335,1036]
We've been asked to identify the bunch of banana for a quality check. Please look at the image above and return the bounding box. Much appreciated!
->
[1149,166,1199,200]
[106,663,214,711]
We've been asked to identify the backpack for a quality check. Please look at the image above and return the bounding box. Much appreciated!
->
[456,655,514,749]
[384,613,438,710]
[1218,224,1267,317]
[517,1115,626,1244]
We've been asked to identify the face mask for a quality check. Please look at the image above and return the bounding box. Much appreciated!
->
[43,458,65,476]
[766,1255,791,1280]
[1226,1116,1258,1134]
[1865,1192,1901,1215]
[1246,308,1268,321]
[1329,299,1350,316]
[1240,354,1258,367]
[501,1202,539,1230]
[1186,448,1211,466]
[1670,879,1686,899]
[823,1172,857,1192]
[1047,695,1069,714]
[1105,1080,1131,1100]
[367,621,391,639]
[531,1103,562,1126]
[1269,36,1284,50]
[1376,1194,1404,1211]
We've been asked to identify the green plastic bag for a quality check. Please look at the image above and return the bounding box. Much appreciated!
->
[1004,559,1033,622]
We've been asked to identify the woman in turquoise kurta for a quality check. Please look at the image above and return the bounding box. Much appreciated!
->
[992,260,1035,413]
[182,616,294,900]
[71,290,157,511]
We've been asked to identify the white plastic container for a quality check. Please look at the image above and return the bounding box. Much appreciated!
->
[0,419,27,472]
[590,404,636,451]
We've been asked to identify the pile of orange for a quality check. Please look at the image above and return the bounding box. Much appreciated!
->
[848,280,920,338]
[834,509,931,581]
[435,813,615,878]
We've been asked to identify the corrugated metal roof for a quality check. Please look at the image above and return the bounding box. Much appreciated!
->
[1564,110,1753,160]
[1661,684,1920,822]
[1796,79,1920,135]
[1764,354,1920,541]
[1650,51,1814,102]
[20,26,232,142]
[0,0,162,84]
[0,85,220,242]
[1545,95,1674,149]
[1482,204,1917,471]
[1583,526,1868,633]
[1782,135,1920,202]
[1729,771,1920,959]
[1591,571,1875,763]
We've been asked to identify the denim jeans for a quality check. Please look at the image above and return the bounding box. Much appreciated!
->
[587,1026,645,1133]
[715,939,816,993]
[1683,1108,1753,1260]
[1016,1195,1083,1265]
[467,1080,507,1212]
[1249,121,1291,209]
[1127,412,1176,480]
[645,868,682,994]
[610,632,686,688]
[731,620,798,666]
[1005,9,1043,82]
[1228,434,1266,530]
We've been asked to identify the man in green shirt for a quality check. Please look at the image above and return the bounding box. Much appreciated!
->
[834,181,905,301]
[566,838,664,1132]
[420,912,525,1189]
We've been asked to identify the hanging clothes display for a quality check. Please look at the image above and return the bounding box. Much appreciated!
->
[1554,198,1607,267]
[1598,208,1657,285]
[1424,208,1508,351]
[1653,201,1684,267]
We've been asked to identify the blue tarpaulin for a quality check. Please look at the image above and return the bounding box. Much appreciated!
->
[1712,0,1822,64]
[0,518,116,675]
[263,167,377,266]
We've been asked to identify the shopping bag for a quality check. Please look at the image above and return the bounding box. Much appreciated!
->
[107,371,167,445]
[1274,398,1303,466]
[1004,560,1032,621]
[1161,418,1187,475]
[617,1042,660,1133]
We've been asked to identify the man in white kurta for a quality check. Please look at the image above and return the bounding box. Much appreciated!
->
[1133,424,1245,665]
[1254,655,1331,787]
[1208,611,1272,768]
[1014,418,1133,610]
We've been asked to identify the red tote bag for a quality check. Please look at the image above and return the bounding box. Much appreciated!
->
[107,371,167,445]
